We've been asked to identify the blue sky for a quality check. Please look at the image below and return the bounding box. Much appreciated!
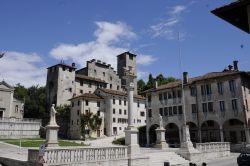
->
[0,0,249,87]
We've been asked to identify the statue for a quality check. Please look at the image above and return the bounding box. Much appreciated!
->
[49,104,57,125]
[159,114,163,128]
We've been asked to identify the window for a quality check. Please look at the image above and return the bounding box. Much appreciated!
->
[173,106,177,115]
[113,118,116,123]
[119,109,122,114]
[159,108,163,116]
[88,83,92,88]
[124,99,126,106]
[113,109,116,114]
[110,84,112,89]
[219,101,225,112]
[69,88,72,92]
[113,98,116,104]
[85,100,89,106]
[229,80,236,92]
[80,90,83,94]
[63,67,66,71]
[163,92,168,100]
[168,92,172,99]
[129,54,133,60]
[137,101,140,107]
[206,84,212,95]
[94,69,97,75]
[124,109,127,115]
[177,90,182,98]
[78,100,80,106]
[208,102,213,112]
[164,107,168,116]
[190,87,196,96]
[117,86,120,90]
[191,104,197,113]
[217,82,223,95]
[15,105,18,113]
[178,106,183,114]
[97,111,100,116]
[148,95,152,102]
[119,98,122,105]
[173,91,176,98]
[71,102,74,107]
[97,101,100,107]
[148,109,152,117]
[202,103,207,112]
[201,85,205,96]
[103,72,105,77]
[232,99,238,110]
[168,107,173,116]
[80,81,83,86]
[159,93,163,101]
[140,112,145,117]
[77,110,80,116]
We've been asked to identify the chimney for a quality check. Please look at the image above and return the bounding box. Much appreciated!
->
[233,60,238,71]
[154,80,158,89]
[183,72,188,84]
[228,65,233,71]
[72,63,75,67]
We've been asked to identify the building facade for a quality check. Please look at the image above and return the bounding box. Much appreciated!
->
[46,52,146,139]
[145,61,250,146]
[0,81,23,119]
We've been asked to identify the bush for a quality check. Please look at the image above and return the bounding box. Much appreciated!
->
[112,137,125,145]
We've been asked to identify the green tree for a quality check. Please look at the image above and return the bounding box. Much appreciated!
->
[137,79,146,94]
[56,105,71,138]
[80,111,102,139]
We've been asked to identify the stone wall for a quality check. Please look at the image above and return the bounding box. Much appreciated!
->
[0,118,41,139]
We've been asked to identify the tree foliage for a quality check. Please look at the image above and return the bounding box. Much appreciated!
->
[137,74,177,93]
[80,111,102,139]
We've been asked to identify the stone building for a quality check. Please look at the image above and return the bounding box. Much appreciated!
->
[0,81,23,119]
[46,52,146,138]
[145,61,250,147]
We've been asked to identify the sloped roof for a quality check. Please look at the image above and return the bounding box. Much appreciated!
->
[97,88,145,100]
[0,81,14,90]
[144,70,246,93]
[69,93,103,101]
[47,63,77,69]
[75,74,107,84]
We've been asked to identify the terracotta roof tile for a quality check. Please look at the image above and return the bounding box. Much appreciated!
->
[98,88,145,100]
[75,74,107,84]
[69,93,103,101]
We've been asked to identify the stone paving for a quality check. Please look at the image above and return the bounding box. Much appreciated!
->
[0,141,28,161]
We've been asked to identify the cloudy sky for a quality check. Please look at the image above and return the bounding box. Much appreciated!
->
[0,0,249,87]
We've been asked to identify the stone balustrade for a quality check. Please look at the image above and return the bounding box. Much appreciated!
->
[196,142,230,153]
[0,117,42,123]
[28,147,128,164]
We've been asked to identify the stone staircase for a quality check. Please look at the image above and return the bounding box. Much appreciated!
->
[141,149,190,166]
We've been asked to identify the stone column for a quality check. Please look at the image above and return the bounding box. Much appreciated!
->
[220,125,224,142]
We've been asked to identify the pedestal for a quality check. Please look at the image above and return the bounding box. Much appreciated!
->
[125,126,140,157]
[154,127,168,149]
[45,124,59,148]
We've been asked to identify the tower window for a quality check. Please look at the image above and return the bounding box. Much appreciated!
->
[129,55,133,60]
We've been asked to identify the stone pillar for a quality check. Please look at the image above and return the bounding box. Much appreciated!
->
[220,125,224,142]
[154,127,168,149]
[146,126,150,147]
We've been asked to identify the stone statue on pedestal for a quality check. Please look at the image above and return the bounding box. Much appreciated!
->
[49,104,57,126]
[159,114,163,128]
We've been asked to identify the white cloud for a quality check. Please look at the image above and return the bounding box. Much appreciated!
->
[0,52,46,87]
[150,5,187,39]
[137,54,157,65]
[50,21,156,69]
[137,71,149,81]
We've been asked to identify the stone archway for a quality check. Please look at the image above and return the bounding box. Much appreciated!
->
[223,119,244,144]
[187,122,198,143]
[201,120,220,142]
[165,123,180,147]
[148,124,159,145]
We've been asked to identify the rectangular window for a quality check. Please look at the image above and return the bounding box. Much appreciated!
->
[110,84,112,89]
[80,90,83,94]
[124,98,127,106]
[201,85,205,96]
[80,81,83,86]
[202,103,207,112]
[148,95,151,102]
[124,109,127,115]
[159,108,163,116]
[219,101,225,112]
[15,105,18,113]
[168,107,173,116]
[97,111,100,116]
[164,107,168,116]
[217,82,223,95]
[113,109,116,114]
[163,92,168,100]
[173,106,177,115]
[97,101,100,107]
[77,110,80,115]
[113,98,115,104]
[85,100,89,106]
[148,109,152,117]
[208,102,213,112]
[159,93,163,101]
[192,104,197,113]
[88,83,92,88]
[119,98,122,105]
[168,92,172,99]
[119,109,122,114]
[177,90,182,98]
[206,84,212,95]
[173,91,176,98]
[113,118,116,123]
[229,80,236,92]
[178,105,183,114]
[78,100,80,106]
[137,101,140,107]
[232,99,238,110]
[190,87,196,96]
[140,112,145,117]
[72,102,74,107]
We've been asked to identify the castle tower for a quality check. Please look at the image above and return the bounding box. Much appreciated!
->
[117,52,137,94]
[46,63,76,107]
